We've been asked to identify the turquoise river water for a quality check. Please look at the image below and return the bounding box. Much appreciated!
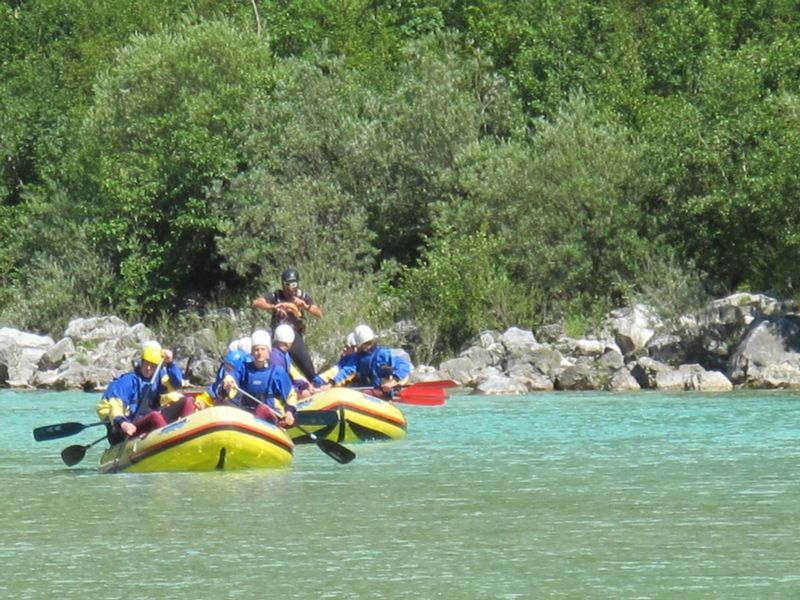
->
[2,389,800,599]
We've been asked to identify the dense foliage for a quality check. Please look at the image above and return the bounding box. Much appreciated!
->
[1,0,799,358]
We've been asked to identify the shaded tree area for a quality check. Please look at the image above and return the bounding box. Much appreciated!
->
[1,0,799,357]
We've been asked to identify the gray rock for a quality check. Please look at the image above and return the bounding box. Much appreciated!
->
[460,346,498,370]
[727,315,800,387]
[506,362,554,391]
[38,337,75,371]
[438,356,477,385]
[474,373,529,395]
[0,328,54,386]
[605,368,641,392]
[607,304,660,355]
[555,363,609,391]
[684,368,733,392]
[596,348,625,370]
[501,327,539,357]
[630,357,685,390]
[506,346,564,376]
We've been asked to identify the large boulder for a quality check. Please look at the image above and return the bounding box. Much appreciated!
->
[0,328,55,386]
[438,356,480,386]
[699,292,781,326]
[500,327,539,358]
[38,338,75,371]
[684,369,733,392]
[174,327,221,386]
[607,304,660,356]
[605,367,641,392]
[555,362,604,391]
[727,315,800,387]
[473,372,530,395]
[630,357,686,390]
[63,317,157,376]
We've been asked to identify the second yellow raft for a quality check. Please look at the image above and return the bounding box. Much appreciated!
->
[290,387,407,444]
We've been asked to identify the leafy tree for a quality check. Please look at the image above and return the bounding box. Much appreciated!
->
[468,94,649,316]
[396,226,516,353]
[66,19,273,315]
[641,36,800,295]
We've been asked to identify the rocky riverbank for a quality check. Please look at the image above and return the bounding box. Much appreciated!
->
[2,293,800,394]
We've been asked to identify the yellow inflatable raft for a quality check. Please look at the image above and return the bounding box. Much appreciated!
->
[99,405,294,473]
[290,387,407,444]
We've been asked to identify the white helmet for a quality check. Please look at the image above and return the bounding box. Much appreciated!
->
[250,329,272,350]
[274,324,295,345]
[353,324,376,346]
[228,336,252,355]
[345,332,357,348]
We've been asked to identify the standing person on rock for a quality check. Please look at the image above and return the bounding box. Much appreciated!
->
[251,266,323,383]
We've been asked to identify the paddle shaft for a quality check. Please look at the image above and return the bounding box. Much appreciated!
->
[233,384,355,464]
[406,379,459,388]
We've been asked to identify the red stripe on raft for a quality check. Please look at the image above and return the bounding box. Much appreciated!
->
[130,420,293,464]
[311,401,407,428]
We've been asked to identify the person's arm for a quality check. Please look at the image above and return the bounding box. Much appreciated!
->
[274,368,297,427]
[251,296,273,311]
[96,375,136,435]
[292,292,322,318]
[253,294,301,318]
[210,364,235,402]
[287,362,311,390]
[331,356,358,386]
[160,350,184,391]
[391,351,412,381]
[222,367,246,406]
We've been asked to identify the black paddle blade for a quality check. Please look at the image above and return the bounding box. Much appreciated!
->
[34,422,91,442]
[61,444,89,467]
[316,438,356,464]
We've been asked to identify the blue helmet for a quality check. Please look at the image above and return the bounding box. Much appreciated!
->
[223,349,245,369]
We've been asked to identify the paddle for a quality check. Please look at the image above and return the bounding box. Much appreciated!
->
[33,420,104,442]
[408,379,459,389]
[291,423,354,464]
[61,434,108,467]
[234,385,355,465]
[394,385,447,405]
[355,381,449,406]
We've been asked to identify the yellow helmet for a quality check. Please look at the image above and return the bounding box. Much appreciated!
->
[141,342,162,365]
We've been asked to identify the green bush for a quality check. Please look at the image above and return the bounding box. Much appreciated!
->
[67,19,273,315]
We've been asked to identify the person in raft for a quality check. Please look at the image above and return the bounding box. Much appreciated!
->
[351,324,412,399]
[221,329,297,427]
[251,266,323,384]
[269,324,315,399]
[316,332,360,390]
[96,341,194,443]
[197,348,249,407]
